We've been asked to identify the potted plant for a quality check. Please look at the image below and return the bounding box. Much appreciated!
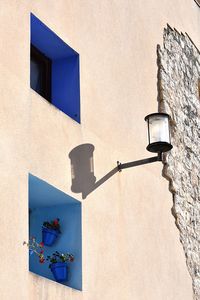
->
[23,237,45,263]
[42,218,61,246]
[47,251,74,282]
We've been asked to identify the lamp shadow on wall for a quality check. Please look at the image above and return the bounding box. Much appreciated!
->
[69,144,118,199]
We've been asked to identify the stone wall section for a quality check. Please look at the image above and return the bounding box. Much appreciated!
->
[157,26,200,299]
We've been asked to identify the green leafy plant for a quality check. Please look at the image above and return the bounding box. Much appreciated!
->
[24,238,74,269]
[46,251,74,268]
[43,218,61,233]
[23,237,45,263]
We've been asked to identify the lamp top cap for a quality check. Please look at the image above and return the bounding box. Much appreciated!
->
[144,112,171,121]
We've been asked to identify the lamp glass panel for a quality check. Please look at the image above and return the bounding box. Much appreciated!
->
[148,115,170,143]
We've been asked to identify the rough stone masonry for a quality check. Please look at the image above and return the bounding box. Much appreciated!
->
[157,25,200,299]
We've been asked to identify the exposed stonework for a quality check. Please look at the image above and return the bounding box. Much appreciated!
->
[158,26,200,299]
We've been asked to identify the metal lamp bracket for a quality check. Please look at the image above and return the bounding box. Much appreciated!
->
[117,152,162,172]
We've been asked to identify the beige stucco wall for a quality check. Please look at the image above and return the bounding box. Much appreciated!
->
[0,1,199,299]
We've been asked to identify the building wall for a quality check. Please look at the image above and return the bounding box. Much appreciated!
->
[0,1,199,299]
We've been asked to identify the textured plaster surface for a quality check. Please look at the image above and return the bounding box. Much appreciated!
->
[158,27,200,299]
[0,0,199,299]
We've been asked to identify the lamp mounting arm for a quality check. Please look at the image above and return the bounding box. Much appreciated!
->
[117,153,162,172]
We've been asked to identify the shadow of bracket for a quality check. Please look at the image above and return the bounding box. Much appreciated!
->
[82,166,118,199]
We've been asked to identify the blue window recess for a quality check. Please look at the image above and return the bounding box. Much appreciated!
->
[29,174,82,290]
[31,13,80,123]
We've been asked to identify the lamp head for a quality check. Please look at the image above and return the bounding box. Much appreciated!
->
[145,113,173,153]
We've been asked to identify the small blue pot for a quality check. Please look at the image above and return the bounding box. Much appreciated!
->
[42,228,59,246]
[51,262,68,282]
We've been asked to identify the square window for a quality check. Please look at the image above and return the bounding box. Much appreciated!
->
[29,174,82,290]
[31,14,80,123]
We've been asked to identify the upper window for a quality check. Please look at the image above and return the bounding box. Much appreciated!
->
[30,13,80,123]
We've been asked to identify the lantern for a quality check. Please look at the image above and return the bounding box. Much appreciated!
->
[144,113,173,153]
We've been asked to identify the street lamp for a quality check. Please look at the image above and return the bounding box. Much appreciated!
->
[117,112,173,171]
[145,113,172,153]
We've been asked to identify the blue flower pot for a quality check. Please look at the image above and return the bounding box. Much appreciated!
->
[42,228,59,246]
[51,262,68,282]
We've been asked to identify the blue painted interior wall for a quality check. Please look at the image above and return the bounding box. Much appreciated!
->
[29,174,82,290]
[31,13,80,123]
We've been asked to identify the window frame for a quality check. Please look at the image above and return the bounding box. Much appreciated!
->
[31,13,80,123]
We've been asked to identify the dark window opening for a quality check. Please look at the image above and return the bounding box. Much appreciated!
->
[30,44,52,102]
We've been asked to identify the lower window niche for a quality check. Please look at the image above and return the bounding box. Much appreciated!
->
[28,174,82,290]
